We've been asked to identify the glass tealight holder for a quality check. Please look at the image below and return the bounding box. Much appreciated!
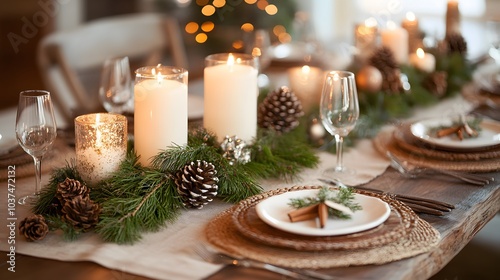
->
[75,113,127,185]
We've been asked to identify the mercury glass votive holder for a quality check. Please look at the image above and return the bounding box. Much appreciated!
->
[75,113,127,185]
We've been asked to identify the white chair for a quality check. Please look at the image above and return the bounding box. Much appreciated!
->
[37,13,188,127]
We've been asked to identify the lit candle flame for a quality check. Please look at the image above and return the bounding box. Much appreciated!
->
[157,71,164,84]
[301,65,311,75]
[227,53,235,71]
[406,12,416,22]
[416,48,425,59]
[365,17,377,27]
[227,53,235,66]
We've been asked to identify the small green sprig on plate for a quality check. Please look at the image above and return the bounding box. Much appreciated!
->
[430,116,482,140]
[288,186,362,220]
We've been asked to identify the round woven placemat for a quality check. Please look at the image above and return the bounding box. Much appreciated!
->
[205,186,440,269]
[393,123,500,161]
[231,185,416,251]
[373,128,500,172]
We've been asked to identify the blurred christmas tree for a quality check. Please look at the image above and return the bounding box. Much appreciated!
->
[156,0,297,52]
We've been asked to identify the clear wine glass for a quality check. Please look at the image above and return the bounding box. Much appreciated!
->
[16,90,57,205]
[99,56,133,113]
[320,71,359,175]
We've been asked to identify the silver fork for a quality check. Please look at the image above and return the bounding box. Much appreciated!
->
[194,244,335,280]
[386,152,493,186]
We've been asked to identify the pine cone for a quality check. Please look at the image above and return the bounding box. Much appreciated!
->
[61,196,100,231]
[174,160,219,209]
[258,86,304,133]
[56,178,90,205]
[446,33,467,55]
[369,47,403,94]
[19,214,49,242]
[369,47,399,75]
[423,71,448,97]
[382,69,404,94]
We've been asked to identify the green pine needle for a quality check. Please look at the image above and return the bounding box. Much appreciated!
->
[288,186,362,219]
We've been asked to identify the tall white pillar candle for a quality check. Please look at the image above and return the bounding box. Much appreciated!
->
[134,66,188,166]
[204,53,258,143]
[381,21,409,65]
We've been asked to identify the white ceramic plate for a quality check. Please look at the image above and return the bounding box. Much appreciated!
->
[410,118,500,150]
[255,189,391,236]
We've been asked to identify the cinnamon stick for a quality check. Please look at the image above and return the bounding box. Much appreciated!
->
[436,126,460,138]
[457,128,463,140]
[288,204,319,223]
[318,203,328,228]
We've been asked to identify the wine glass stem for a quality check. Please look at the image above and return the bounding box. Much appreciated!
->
[33,157,42,196]
[335,134,344,171]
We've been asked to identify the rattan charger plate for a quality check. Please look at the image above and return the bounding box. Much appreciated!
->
[373,127,500,173]
[393,123,500,160]
[205,186,441,269]
[231,186,415,251]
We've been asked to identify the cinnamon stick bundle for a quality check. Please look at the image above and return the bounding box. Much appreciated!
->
[287,204,319,222]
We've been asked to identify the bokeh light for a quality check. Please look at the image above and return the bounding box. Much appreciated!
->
[265,4,277,15]
[196,0,209,6]
[201,5,216,16]
[232,40,244,50]
[195,33,208,43]
[213,0,226,8]
[256,0,268,10]
[201,21,215,32]
[185,22,199,34]
[241,23,254,32]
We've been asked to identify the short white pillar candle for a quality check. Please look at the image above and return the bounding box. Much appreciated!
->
[287,65,325,113]
[410,48,436,73]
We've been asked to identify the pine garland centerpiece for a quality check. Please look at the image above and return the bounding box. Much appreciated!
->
[30,126,319,244]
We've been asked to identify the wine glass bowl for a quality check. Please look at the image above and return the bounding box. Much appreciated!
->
[320,71,359,175]
[99,56,133,113]
[15,90,57,205]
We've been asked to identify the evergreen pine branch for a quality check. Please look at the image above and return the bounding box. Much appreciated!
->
[152,144,263,203]
[94,157,183,244]
[45,214,81,241]
[33,160,81,216]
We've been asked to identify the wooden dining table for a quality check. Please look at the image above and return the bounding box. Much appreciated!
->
[0,167,498,280]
